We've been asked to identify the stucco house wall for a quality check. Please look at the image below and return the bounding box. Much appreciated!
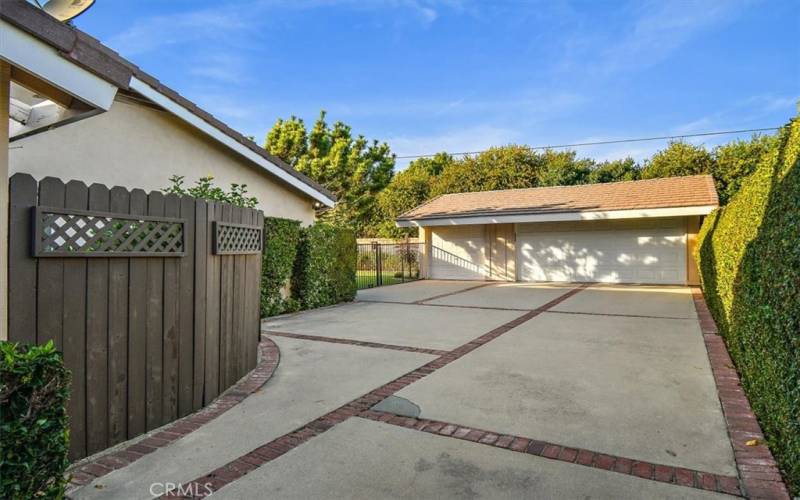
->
[9,95,317,225]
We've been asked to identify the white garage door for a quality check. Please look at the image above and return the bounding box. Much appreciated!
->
[517,218,687,284]
[431,225,487,280]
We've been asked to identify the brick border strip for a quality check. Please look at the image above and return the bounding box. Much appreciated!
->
[165,285,590,498]
[360,410,742,496]
[547,309,694,321]
[264,330,449,356]
[691,288,791,499]
[67,338,281,490]
[356,298,531,312]
[413,282,495,304]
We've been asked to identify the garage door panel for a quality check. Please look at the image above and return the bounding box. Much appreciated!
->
[517,219,686,285]
[431,226,487,280]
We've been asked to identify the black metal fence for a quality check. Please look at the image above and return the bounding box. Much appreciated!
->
[356,241,423,289]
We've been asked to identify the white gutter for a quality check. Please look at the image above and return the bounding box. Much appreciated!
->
[396,205,718,227]
[0,20,117,110]
[129,76,336,207]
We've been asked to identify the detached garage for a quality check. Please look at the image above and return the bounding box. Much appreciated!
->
[396,175,719,285]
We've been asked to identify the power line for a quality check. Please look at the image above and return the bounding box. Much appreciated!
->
[394,126,781,160]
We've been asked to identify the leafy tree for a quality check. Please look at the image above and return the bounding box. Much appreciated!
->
[536,150,594,186]
[431,145,546,196]
[372,153,454,237]
[588,157,641,183]
[641,141,715,179]
[264,116,308,166]
[712,135,776,204]
[265,111,394,235]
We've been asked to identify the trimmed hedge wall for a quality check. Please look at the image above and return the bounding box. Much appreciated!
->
[292,223,357,310]
[261,217,302,317]
[1,341,71,499]
[696,116,799,494]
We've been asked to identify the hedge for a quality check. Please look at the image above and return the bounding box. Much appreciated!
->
[292,223,357,310]
[696,116,799,494]
[1,341,71,499]
[261,217,302,317]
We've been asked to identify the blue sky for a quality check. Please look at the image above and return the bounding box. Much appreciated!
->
[75,0,799,168]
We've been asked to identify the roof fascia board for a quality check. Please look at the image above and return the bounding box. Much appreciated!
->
[0,20,117,110]
[396,205,718,227]
[129,76,335,207]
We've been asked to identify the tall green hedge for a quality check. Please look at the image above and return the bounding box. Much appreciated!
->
[1,341,71,499]
[292,223,357,310]
[696,116,799,494]
[261,217,302,317]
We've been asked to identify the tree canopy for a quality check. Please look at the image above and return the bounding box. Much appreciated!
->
[262,110,778,237]
[265,111,395,234]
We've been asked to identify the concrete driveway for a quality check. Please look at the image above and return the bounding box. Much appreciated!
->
[74,280,742,499]
[254,281,737,499]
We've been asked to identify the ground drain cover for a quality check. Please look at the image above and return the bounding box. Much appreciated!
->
[371,396,421,418]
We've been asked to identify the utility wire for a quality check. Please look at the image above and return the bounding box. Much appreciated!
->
[394,126,780,160]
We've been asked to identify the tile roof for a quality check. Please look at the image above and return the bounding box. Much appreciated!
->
[1,0,335,202]
[397,175,719,221]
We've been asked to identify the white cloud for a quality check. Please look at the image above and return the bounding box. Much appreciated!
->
[105,8,251,56]
[558,0,749,76]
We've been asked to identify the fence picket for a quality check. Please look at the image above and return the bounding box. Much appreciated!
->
[86,183,110,455]
[108,186,130,445]
[178,196,195,417]
[204,202,222,403]
[145,191,165,430]
[162,194,181,424]
[127,189,148,438]
[36,177,65,349]
[63,180,89,460]
[7,173,37,344]
[193,199,208,410]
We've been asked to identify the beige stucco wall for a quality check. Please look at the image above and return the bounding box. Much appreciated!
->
[9,97,317,225]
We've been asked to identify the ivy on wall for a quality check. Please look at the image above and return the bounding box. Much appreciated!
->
[696,116,799,495]
[261,219,357,317]
[260,217,302,317]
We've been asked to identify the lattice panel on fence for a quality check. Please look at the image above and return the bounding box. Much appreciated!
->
[34,206,185,257]
[213,221,263,255]
[214,221,263,255]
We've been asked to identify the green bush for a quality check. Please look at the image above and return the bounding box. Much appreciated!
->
[696,116,799,494]
[261,217,302,317]
[292,223,357,309]
[1,341,71,499]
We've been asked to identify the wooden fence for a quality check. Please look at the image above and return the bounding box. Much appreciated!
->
[7,173,264,461]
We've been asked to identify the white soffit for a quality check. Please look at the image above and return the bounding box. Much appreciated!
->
[396,205,718,227]
[129,76,335,207]
[0,20,117,110]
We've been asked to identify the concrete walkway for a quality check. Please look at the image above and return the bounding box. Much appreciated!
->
[71,280,744,499]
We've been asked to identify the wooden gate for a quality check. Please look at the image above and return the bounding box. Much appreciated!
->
[7,173,264,461]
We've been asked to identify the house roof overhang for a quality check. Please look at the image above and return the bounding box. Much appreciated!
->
[0,0,335,207]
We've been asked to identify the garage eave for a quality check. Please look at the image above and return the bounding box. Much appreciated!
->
[396,204,718,227]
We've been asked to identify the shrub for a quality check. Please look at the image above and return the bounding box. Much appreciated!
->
[696,116,799,494]
[261,217,302,317]
[164,175,258,208]
[0,341,71,499]
[292,223,357,309]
